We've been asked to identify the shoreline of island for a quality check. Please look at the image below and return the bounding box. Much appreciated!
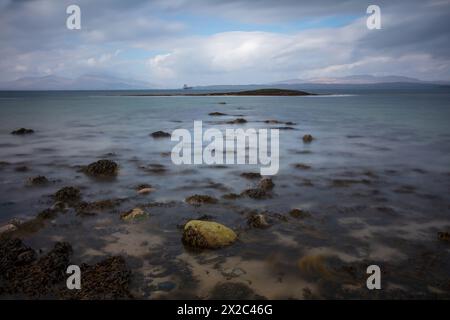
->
[122,88,317,96]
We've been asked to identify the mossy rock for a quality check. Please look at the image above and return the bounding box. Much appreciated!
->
[120,208,148,221]
[182,220,237,249]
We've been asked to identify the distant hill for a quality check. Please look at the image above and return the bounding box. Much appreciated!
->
[0,74,154,90]
[271,74,437,85]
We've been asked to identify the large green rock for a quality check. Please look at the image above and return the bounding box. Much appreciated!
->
[182,220,237,249]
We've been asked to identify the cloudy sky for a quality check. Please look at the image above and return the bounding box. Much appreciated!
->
[0,0,449,87]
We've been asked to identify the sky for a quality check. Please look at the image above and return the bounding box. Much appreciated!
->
[0,0,449,87]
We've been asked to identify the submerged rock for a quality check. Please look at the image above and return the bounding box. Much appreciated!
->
[185,194,218,206]
[75,199,122,216]
[303,134,314,143]
[240,172,262,179]
[437,231,450,242]
[137,187,155,194]
[289,208,311,219]
[84,159,118,177]
[247,213,270,228]
[11,128,34,135]
[27,175,49,186]
[240,188,269,199]
[227,118,247,124]
[54,186,81,204]
[150,131,171,138]
[0,223,17,236]
[222,193,241,200]
[293,163,311,170]
[259,178,274,191]
[182,220,237,249]
[120,207,148,221]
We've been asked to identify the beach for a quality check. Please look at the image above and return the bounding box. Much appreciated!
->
[0,90,449,299]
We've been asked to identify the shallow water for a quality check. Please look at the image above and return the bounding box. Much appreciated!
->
[0,90,449,299]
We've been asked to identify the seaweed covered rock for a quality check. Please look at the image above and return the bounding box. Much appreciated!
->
[240,172,262,180]
[0,240,71,297]
[247,213,270,228]
[182,220,237,249]
[302,134,314,143]
[84,159,118,177]
[259,178,274,191]
[11,128,34,135]
[60,256,132,300]
[54,186,81,204]
[437,231,450,242]
[27,175,49,186]
[289,208,311,219]
[185,194,218,206]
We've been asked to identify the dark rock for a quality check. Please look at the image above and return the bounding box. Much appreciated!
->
[240,188,269,199]
[293,163,311,170]
[222,193,241,200]
[150,131,171,138]
[84,159,118,177]
[27,175,49,186]
[259,178,274,191]
[54,186,81,204]
[14,166,29,172]
[185,194,218,206]
[247,213,270,228]
[227,118,247,124]
[303,134,314,143]
[437,232,450,242]
[75,199,122,216]
[289,208,311,219]
[240,172,262,179]
[11,128,34,135]
[209,112,227,116]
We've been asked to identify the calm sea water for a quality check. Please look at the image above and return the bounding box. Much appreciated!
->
[0,90,449,298]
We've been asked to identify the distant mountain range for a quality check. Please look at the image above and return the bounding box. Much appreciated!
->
[0,74,448,90]
[0,74,154,90]
[271,74,449,85]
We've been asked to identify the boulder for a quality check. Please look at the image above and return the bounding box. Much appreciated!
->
[185,194,218,206]
[54,186,81,204]
[84,159,118,177]
[182,220,237,249]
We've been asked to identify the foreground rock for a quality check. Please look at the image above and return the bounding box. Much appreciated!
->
[185,194,218,206]
[120,207,148,221]
[11,128,34,135]
[182,220,237,249]
[84,159,118,177]
[150,131,171,138]
[0,239,132,299]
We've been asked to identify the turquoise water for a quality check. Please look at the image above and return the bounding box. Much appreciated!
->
[0,90,449,298]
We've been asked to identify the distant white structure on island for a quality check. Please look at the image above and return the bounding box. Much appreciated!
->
[183,84,193,89]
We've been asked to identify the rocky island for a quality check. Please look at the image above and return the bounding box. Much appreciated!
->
[125,88,315,96]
